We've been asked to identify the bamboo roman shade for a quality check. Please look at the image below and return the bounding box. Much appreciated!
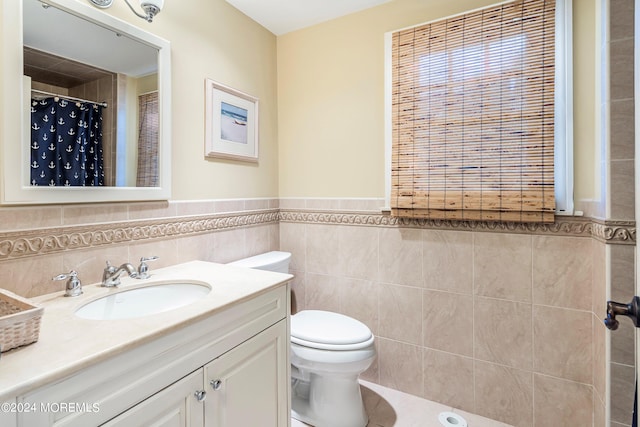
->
[391,0,556,223]
[136,91,159,187]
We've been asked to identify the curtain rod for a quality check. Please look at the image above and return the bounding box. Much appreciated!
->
[31,89,108,108]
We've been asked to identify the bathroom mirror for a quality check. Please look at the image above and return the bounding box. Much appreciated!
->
[0,0,171,204]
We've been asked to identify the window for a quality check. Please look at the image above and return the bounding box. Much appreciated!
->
[136,91,159,187]
[385,0,572,223]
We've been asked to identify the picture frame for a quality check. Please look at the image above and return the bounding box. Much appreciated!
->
[204,79,259,162]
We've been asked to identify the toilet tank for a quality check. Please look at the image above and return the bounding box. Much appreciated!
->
[228,251,291,274]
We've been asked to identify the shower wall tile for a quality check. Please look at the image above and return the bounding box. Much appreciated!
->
[423,289,473,357]
[304,198,342,210]
[474,297,533,370]
[532,374,593,427]
[213,199,246,213]
[278,198,306,209]
[378,227,422,287]
[594,392,605,427]
[610,99,635,160]
[0,254,64,297]
[422,348,474,413]
[533,305,592,384]
[378,337,424,397]
[593,314,607,403]
[610,38,635,101]
[211,228,247,264]
[592,239,607,320]
[280,221,306,272]
[474,361,533,427]
[611,244,635,301]
[304,272,341,313]
[473,233,532,303]
[306,224,341,276]
[244,198,271,211]
[423,229,473,294]
[129,237,179,269]
[175,233,214,264]
[378,283,422,346]
[339,277,379,336]
[283,212,600,424]
[532,235,592,311]
[610,244,636,366]
[338,198,386,211]
[610,0,635,42]
[62,203,128,225]
[174,200,216,216]
[128,201,176,220]
[610,159,635,220]
[0,206,62,231]
[611,362,635,425]
[245,223,273,257]
[338,225,379,281]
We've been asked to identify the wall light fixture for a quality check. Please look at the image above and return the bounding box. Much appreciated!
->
[87,0,164,23]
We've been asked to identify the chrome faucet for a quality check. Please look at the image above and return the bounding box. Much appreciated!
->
[136,256,159,279]
[102,261,138,287]
[53,270,83,297]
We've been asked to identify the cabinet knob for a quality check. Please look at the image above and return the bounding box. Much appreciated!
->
[194,390,207,402]
[210,379,222,391]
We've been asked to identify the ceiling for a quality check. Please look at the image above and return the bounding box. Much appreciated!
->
[225,0,392,35]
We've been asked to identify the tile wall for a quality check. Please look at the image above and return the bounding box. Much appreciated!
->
[0,199,280,298]
[279,198,611,427]
[607,0,636,426]
[0,195,632,426]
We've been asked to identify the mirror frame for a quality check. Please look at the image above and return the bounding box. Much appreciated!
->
[0,0,172,204]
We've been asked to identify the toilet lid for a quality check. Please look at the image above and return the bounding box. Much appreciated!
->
[291,310,373,347]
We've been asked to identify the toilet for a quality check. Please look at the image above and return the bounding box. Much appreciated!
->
[228,251,376,427]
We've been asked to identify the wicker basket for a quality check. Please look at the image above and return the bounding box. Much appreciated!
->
[0,289,43,352]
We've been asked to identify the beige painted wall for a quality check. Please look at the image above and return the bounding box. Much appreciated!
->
[1,0,280,200]
[0,0,601,203]
[277,0,599,202]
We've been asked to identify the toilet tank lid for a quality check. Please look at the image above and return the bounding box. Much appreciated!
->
[228,251,291,269]
[291,310,373,345]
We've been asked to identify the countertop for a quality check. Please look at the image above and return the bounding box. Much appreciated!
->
[0,260,292,401]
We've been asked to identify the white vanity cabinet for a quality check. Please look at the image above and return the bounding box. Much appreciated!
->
[0,398,17,427]
[104,320,288,427]
[204,320,288,427]
[15,284,290,427]
[103,369,205,427]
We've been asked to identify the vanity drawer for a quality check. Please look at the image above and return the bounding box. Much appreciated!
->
[17,285,288,427]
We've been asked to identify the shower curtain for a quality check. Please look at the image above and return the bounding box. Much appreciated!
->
[30,97,104,186]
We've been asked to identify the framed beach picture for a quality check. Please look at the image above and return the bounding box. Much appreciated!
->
[205,79,259,162]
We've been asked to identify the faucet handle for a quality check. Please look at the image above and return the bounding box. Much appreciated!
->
[137,256,159,279]
[104,260,116,273]
[53,270,83,297]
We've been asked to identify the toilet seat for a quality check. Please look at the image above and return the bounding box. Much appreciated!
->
[291,310,374,351]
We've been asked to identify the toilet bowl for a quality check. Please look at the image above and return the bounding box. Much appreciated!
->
[229,252,376,427]
[290,310,376,427]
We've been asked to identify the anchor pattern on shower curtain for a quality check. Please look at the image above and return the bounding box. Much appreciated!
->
[30,97,104,186]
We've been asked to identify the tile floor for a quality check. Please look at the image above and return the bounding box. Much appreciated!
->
[291,380,512,427]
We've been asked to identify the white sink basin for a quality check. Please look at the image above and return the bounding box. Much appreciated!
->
[75,282,211,320]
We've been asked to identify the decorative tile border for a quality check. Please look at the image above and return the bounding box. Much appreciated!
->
[0,210,279,260]
[0,208,634,261]
[279,209,636,244]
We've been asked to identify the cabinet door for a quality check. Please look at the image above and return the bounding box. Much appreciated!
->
[102,370,205,427]
[204,320,289,427]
